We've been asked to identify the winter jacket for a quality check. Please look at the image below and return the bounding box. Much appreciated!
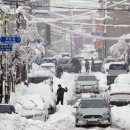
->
[57,87,68,99]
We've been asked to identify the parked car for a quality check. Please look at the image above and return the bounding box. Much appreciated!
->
[58,59,72,72]
[75,96,111,127]
[107,63,129,85]
[41,57,59,66]
[40,63,56,76]
[101,57,116,73]
[27,70,53,87]
[15,95,48,121]
[0,104,15,114]
[24,80,56,114]
[75,74,99,94]
[108,92,130,106]
[114,74,130,85]
[105,83,130,106]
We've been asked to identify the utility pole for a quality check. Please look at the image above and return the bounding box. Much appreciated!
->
[69,1,73,58]
[103,0,107,59]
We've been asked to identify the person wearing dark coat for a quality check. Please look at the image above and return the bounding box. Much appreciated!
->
[85,59,89,73]
[56,66,63,78]
[56,84,68,105]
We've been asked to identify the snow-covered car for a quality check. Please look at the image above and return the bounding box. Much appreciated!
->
[106,83,130,106]
[41,57,59,66]
[0,104,15,114]
[109,92,130,106]
[114,74,130,85]
[75,97,111,127]
[27,70,53,88]
[75,74,99,94]
[40,63,56,76]
[24,82,56,114]
[15,95,48,121]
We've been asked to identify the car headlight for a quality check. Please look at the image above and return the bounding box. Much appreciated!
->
[94,85,98,88]
[103,113,109,118]
[76,85,81,88]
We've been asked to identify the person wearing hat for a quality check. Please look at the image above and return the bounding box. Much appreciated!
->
[56,84,68,105]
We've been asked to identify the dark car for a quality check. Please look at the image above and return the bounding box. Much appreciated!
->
[0,104,15,114]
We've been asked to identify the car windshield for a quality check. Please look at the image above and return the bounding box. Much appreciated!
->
[42,59,52,63]
[41,66,53,70]
[28,77,50,84]
[78,76,96,81]
[59,60,69,64]
[110,93,130,96]
[80,100,107,108]
[109,64,127,70]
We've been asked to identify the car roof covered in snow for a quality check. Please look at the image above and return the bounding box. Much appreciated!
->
[28,70,53,77]
[40,63,55,67]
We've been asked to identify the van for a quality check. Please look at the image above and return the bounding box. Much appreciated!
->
[107,63,129,85]
[108,63,128,76]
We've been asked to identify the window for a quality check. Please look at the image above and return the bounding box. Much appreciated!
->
[109,64,127,70]
[80,100,107,108]
[78,76,96,81]
[28,77,50,84]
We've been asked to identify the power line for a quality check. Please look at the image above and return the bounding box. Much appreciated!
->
[1,2,130,12]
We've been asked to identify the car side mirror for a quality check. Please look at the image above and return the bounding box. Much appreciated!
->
[24,81,28,86]
[127,70,129,72]
[107,69,109,72]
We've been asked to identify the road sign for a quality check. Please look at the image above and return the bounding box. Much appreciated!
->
[0,36,21,43]
[32,38,44,44]
[91,32,102,36]
[0,45,12,51]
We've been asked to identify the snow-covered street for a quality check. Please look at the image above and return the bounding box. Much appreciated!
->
[1,72,130,130]
[1,0,130,129]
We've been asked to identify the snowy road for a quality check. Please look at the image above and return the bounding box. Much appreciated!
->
[1,72,130,130]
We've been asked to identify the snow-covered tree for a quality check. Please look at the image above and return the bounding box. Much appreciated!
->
[109,34,130,57]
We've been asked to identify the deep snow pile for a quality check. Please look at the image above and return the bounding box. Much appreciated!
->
[47,105,75,128]
[0,114,73,130]
[112,105,130,129]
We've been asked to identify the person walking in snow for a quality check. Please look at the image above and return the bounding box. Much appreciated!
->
[56,84,68,105]
[56,66,63,79]
[85,59,90,73]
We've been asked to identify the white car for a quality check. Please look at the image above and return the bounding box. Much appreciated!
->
[15,95,48,121]
[114,74,130,85]
[101,57,116,73]
[106,83,130,106]
[24,82,56,114]
[40,63,56,76]
[75,74,99,94]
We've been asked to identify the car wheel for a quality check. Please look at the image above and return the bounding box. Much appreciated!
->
[75,118,80,127]
[44,116,47,122]
[108,118,112,126]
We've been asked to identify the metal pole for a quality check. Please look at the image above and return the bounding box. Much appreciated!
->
[69,1,73,58]
[103,0,107,59]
